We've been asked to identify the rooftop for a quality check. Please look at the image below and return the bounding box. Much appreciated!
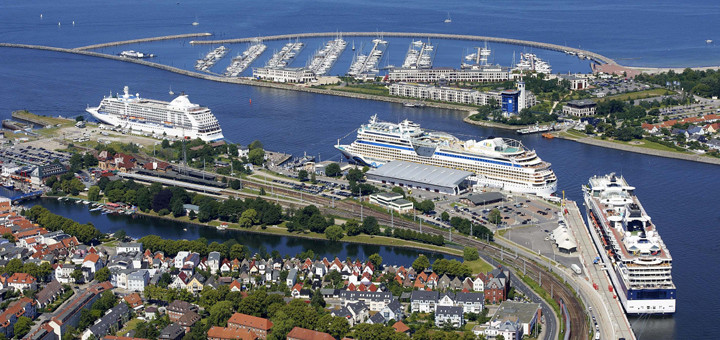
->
[492,301,541,324]
[367,161,472,188]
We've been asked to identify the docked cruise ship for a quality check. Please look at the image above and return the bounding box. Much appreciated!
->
[583,174,676,314]
[86,86,224,141]
[336,115,557,196]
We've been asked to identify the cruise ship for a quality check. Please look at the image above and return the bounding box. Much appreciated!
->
[336,115,557,196]
[86,86,224,141]
[583,173,676,314]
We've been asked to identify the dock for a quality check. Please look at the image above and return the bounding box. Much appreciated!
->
[564,200,637,340]
[11,111,51,128]
[348,38,387,80]
[265,41,304,68]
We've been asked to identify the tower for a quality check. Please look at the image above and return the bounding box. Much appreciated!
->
[517,81,526,112]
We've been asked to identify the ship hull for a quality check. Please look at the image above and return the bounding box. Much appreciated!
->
[337,144,557,197]
[87,107,224,142]
[583,194,676,315]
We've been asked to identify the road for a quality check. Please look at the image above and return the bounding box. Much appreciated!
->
[564,200,636,340]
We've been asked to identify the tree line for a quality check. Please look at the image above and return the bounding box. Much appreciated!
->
[24,206,101,244]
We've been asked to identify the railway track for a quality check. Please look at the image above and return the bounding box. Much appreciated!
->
[234,178,588,339]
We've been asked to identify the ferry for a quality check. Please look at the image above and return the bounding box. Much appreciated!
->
[583,173,676,314]
[86,86,224,141]
[517,123,552,135]
[336,115,557,197]
[119,50,155,59]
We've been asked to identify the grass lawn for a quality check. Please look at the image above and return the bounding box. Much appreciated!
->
[598,137,690,153]
[597,88,671,102]
[465,259,493,274]
[102,240,119,247]
[331,84,390,96]
[561,129,587,139]
[13,110,74,126]
[116,318,143,336]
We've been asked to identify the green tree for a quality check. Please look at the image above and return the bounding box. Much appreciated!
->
[343,219,361,236]
[94,267,110,282]
[324,225,344,241]
[415,200,435,214]
[14,316,32,338]
[463,247,480,261]
[297,170,308,181]
[87,186,101,202]
[172,200,186,217]
[248,148,265,166]
[311,289,326,309]
[412,254,430,272]
[208,301,234,327]
[441,211,450,222]
[368,253,383,268]
[585,124,595,134]
[346,168,364,182]
[361,216,380,235]
[391,186,405,198]
[248,140,264,150]
[71,269,84,283]
[310,172,317,184]
[324,163,342,177]
[488,208,502,225]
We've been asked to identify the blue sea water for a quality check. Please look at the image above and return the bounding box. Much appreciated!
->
[1,1,719,338]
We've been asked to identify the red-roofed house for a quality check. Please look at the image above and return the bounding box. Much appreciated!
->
[229,280,242,292]
[143,161,171,172]
[227,313,273,339]
[392,321,411,335]
[286,327,334,340]
[207,326,256,340]
[83,253,103,273]
[7,273,37,292]
[0,297,37,338]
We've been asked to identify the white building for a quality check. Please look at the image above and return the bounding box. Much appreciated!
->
[117,242,142,254]
[410,290,438,313]
[435,306,464,328]
[368,192,414,213]
[389,66,510,83]
[127,270,149,292]
[207,251,221,275]
[389,82,536,109]
[252,67,315,83]
[55,264,75,284]
[563,99,597,117]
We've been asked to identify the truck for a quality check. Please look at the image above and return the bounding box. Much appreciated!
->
[571,264,582,275]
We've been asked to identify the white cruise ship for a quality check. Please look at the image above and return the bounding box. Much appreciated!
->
[583,173,676,314]
[86,86,224,141]
[336,115,557,196]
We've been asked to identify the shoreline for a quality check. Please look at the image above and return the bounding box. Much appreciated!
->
[557,134,720,166]
[122,202,470,259]
[462,115,528,131]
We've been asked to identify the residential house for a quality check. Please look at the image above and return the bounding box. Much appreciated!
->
[167,300,198,323]
[286,327,334,340]
[227,313,273,339]
[177,311,201,332]
[392,321,411,336]
[35,280,65,309]
[207,326,256,340]
[379,299,404,322]
[437,292,455,307]
[123,293,143,310]
[7,272,37,292]
[48,282,113,338]
[345,301,369,324]
[367,313,386,325]
[159,323,185,340]
[208,251,221,275]
[81,303,130,340]
[128,270,149,292]
[0,297,37,338]
[435,306,464,328]
[117,242,143,254]
[337,290,394,312]
[483,319,521,340]
[410,290,438,313]
[473,276,485,292]
[455,292,484,314]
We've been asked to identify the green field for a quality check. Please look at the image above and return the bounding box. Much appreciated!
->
[597,88,671,102]
[598,137,691,153]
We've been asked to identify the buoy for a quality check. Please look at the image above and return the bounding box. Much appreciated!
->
[249,99,252,104]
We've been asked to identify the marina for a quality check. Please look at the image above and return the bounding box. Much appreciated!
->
[264,40,304,69]
[401,39,435,69]
[224,41,267,77]
[305,36,347,76]
[195,45,228,72]
[513,52,552,74]
[347,38,387,80]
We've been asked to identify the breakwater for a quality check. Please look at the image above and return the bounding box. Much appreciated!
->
[189,31,616,65]
[0,42,476,112]
[75,33,213,51]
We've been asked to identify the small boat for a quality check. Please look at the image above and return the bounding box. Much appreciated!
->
[706,39,713,44]
[542,133,555,139]
[169,86,174,95]
[352,41,355,51]
[57,22,61,27]
[89,207,103,212]
[444,12,452,23]
[183,228,188,231]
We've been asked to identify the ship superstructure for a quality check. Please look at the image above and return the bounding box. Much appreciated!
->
[583,173,676,314]
[86,86,224,141]
[336,115,557,196]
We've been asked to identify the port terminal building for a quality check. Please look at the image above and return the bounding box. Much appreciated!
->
[252,67,315,83]
[369,192,414,213]
[365,161,473,195]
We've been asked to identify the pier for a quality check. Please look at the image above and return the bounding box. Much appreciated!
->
[190,31,616,65]
[11,111,51,127]
[75,32,213,51]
